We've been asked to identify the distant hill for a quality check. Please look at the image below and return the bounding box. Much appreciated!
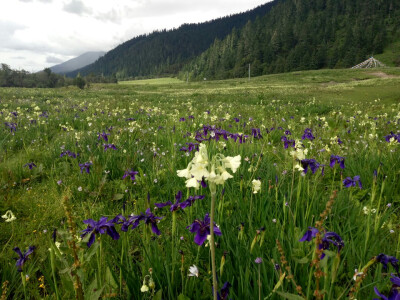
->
[68,2,277,78]
[50,51,105,75]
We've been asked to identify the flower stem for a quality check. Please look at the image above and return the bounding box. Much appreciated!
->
[21,272,27,300]
[210,188,218,300]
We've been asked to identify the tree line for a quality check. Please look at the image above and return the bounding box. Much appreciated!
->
[0,64,117,88]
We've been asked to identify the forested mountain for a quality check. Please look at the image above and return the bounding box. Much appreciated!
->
[67,2,277,78]
[181,0,400,80]
[71,0,400,80]
[50,51,105,75]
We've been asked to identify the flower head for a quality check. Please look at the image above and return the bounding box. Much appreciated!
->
[330,155,345,169]
[300,159,320,174]
[122,169,139,181]
[252,179,261,194]
[177,143,240,188]
[23,162,36,170]
[255,257,263,264]
[188,265,199,277]
[79,162,92,174]
[299,227,319,242]
[103,144,118,151]
[81,216,120,247]
[13,246,35,272]
[373,273,400,300]
[376,254,399,274]
[343,176,362,189]
[155,191,204,211]
[2,210,16,222]
[302,128,315,140]
[187,213,222,246]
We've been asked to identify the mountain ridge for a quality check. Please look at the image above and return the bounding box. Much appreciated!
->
[50,51,105,75]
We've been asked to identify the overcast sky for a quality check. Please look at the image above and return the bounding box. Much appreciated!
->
[1,0,269,72]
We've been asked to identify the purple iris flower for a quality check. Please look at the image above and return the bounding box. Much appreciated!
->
[122,169,139,181]
[285,130,292,135]
[302,128,315,140]
[373,274,400,300]
[60,150,78,158]
[299,229,344,259]
[180,143,199,152]
[179,117,186,122]
[13,246,35,272]
[251,128,263,139]
[24,162,37,170]
[187,213,222,246]
[155,191,204,212]
[300,159,320,174]
[376,254,399,274]
[103,144,118,151]
[116,214,144,232]
[98,131,110,142]
[79,162,92,174]
[330,155,345,169]
[385,132,400,143]
[143,208,163,235]
[299,227,319,242]
[318,231,344,259]
[217,281,232,300]
[81,216,120,247]
[281,136,295,149]
[5,122,17,134]
[343,176,362,189]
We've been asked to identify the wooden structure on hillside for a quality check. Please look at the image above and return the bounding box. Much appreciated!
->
[351,57,386,69]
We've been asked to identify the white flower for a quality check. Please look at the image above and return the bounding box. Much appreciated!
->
[186,177,200,189]
[2,210,16,222]
[223,155,241,173]
[353,269,363,281]
[177,166,191,179]
[177,143,240,187]
[188,265,199,277]
[190,163,210,180]
[77,186,82,192]
[140,284,149,292]
[252,179,261,194]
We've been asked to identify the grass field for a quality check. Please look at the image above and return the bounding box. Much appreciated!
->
[1,68,400,299]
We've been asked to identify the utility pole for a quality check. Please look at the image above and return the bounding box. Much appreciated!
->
[248,64,251,81]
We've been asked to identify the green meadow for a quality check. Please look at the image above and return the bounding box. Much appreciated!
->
[1,68,400,299]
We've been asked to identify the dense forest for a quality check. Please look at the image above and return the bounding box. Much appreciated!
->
[71,0,400,81]
[179,0,400,80]
[68,2,277,79]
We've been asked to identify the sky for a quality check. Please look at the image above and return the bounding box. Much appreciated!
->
[1,0,269,72]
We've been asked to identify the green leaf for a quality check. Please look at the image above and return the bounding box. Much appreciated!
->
[153,289,163,300]
[275,291,305,300]
[294,256,309,264]
[177,294,190,300]
[112,193,124,201]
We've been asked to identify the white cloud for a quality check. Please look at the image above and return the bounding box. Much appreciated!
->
[63,0,92,15]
